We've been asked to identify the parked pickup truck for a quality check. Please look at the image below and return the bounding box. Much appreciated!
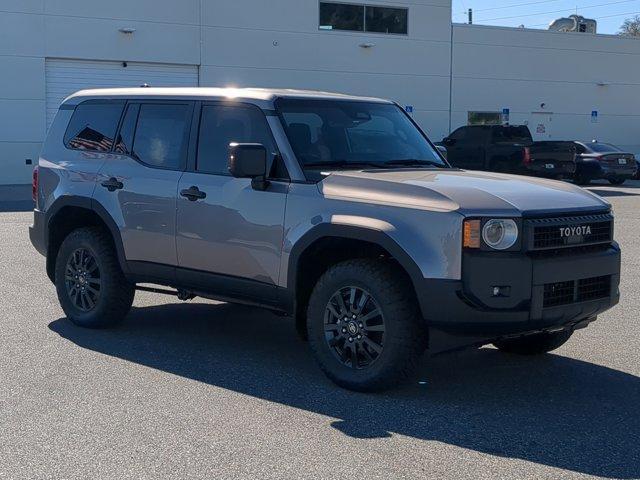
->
[441,125,576,179]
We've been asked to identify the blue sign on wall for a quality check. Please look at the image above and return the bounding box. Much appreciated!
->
[502,108,510,124]
[591,110,598,123]
[405,105,414,113]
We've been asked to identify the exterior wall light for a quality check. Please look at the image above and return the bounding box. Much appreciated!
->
[359,43,375,48]
[118,27,136,34]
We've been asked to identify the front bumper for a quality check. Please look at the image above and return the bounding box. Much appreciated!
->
[417,244,620,342]
[578,161,638,180]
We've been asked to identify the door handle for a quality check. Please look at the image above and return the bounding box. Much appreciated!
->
[180,186,207,201]
[101,177,124,192]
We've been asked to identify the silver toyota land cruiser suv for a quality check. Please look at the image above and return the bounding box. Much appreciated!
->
[30,88,621,391]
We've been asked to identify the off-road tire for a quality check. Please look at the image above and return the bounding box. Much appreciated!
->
[493,330,573,355]
[55,227,135,328]
[307,259,427,392]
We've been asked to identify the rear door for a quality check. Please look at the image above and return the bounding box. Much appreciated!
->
[93,100,194,270]
[175,102,289,305]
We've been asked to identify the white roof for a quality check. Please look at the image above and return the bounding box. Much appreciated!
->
[64,87,393,107]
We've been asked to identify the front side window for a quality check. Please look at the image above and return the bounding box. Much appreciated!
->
[319,2,408,35]
[197,104,278,175]
[277,99,444,171]
[131,103,192,170]
[64,101,124,152]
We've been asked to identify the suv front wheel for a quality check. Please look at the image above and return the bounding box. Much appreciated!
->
[307,259,427,392]
[55,227,135,328]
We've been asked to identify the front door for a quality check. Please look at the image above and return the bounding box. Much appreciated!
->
[176,102,289,303]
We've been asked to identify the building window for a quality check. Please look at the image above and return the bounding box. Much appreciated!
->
[468,112,502,126]
[319,2,408,35]
[366,6,408,34]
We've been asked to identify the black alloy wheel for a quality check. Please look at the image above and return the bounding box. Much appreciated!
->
[64,248,101,312]
[324,286,385,370]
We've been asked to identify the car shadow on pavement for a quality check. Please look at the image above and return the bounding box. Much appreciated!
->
[49,302,640,479]
[587,188,640,198]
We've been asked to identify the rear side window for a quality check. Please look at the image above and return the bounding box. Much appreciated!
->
[64,101,124,152]
[130,103,192,170]
[197,104,277,175]
[492,126,532,145]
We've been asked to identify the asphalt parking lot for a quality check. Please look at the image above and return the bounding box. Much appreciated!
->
[1,181,638,480]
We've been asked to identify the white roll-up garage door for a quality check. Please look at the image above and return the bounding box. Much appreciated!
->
[45,59,199,128]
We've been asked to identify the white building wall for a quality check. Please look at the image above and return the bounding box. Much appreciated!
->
[451,24,640,154]
[0,0,452,185]
[199,0,452,142]
[2,2,640,185]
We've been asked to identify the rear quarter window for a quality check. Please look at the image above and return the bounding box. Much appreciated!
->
[64,101,125,152]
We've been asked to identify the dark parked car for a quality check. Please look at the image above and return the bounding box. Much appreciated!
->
[442,125,576,179]
[573,141,638,185]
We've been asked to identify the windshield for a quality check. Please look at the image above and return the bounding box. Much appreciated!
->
[276,99,446,170]
[587,142,622,153]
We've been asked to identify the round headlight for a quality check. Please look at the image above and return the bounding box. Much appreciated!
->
[482,219,518,250]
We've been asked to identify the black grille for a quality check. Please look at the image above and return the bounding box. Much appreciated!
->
[577,276,611,302]
[543,275,611,308]
[543,280,575,307]
[527,213,613,250]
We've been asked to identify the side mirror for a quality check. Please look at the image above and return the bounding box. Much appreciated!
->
[442,137,456,147]
[228,143,269,190]
[435,145,448,159]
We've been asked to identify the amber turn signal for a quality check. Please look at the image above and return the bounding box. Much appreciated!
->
[463,219,481,249]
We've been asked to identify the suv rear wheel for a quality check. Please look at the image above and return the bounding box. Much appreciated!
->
[55,227,135,328]
[307,259,427,392]
[493,330,573,355]
[608,177,626,185]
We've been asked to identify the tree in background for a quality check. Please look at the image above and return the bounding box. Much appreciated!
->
[619,15,640,37]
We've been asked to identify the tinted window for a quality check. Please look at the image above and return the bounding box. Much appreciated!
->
[366,6,408,34]
[114,104,140,155]
[277,99,444,168]
[492,126,532,145]
[587,143,622,153]
[320,2,364,31]
[449,127,468,141]
[131,103,191,170]
[64,101,124,152]
[197,104,277,175]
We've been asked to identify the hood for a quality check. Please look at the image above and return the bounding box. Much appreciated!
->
[318,169,610,216]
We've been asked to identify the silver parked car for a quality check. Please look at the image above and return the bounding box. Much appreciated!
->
[30,88,621,391]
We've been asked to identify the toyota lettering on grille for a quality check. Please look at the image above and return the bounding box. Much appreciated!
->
[559,225,592,238]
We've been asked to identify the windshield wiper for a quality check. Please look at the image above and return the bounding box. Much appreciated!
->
[383,159,445,168]
[303,160,385,170]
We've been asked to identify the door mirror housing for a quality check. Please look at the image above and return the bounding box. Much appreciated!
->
[442,137,456,147]
[229,143,269,190]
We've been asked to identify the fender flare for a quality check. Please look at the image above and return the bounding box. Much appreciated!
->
[45,196,129,278]
[286,223,425,303]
